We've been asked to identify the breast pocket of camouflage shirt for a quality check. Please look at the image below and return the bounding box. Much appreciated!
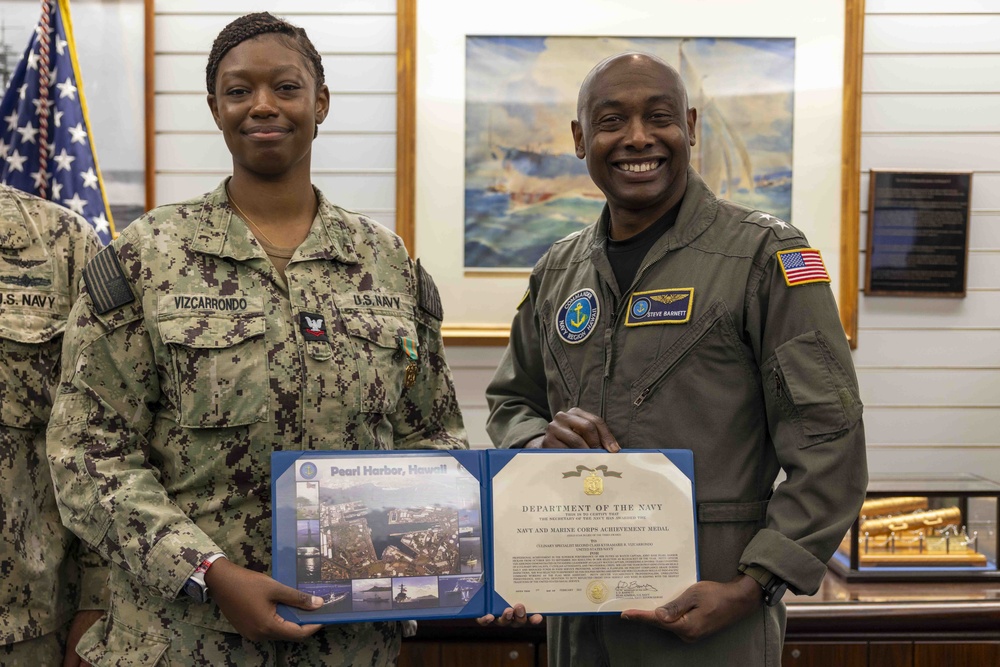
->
[0,309,64,429]
[339,303,417,414]
[159,312,269,428]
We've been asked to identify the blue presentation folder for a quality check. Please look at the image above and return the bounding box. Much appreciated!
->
[272,449,696,624]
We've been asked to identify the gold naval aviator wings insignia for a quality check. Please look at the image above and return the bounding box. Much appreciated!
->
[584,471,604,495]
[651,293,687,305]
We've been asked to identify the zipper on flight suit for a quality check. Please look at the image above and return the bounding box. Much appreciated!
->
[599,264,649,419]
[632,312,720,408]
[600,247,676,416]
[632,329,709,407]
[598,295,619,421]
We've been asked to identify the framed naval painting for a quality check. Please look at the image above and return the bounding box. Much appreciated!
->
[397,0,865,345]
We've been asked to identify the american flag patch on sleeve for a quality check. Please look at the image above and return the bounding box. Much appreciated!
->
[776,248,830,287]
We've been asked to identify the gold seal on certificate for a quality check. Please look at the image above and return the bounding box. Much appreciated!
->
[491,450,697,614]
[586,580,609,603]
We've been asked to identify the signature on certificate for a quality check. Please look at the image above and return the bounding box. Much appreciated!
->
[615,581,658,592]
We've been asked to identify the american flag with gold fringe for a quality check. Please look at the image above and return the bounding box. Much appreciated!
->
[0,0,114,244]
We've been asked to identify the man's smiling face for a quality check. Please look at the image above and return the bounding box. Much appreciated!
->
[572,54,697,232]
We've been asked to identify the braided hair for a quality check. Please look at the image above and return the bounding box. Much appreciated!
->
[206,12,325,94]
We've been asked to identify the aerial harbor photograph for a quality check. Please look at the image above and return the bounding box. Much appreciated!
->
[293,456,484,613]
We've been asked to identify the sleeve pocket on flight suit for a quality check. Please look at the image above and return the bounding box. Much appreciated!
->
[0,312,64,428]
[768,330,863,449]
[159,313,268,429]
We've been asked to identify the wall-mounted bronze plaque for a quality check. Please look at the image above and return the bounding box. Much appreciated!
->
[865,171,972,297]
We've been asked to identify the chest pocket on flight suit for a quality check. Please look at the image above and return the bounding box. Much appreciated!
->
[0,309,64,429]
[159,311,268,428]
[338,296,417,414]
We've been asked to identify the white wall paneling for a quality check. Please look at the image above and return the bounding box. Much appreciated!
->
[868,0,1000,12]
[856,4,1000,480]
[862,136,1000,171]
[866,446,1000,478]
[863,409,1000,446]
[859,292,1000,328]
[862,94,1000,133]
[865,15,1000,53]
[156,0,396,14]
[864,55,1000,93]
[859,369,1000,407]
[153,0,399,235]
[155,15,396,54]
[852,329,1000,368]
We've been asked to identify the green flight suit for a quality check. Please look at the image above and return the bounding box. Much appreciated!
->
[487,169,867,666]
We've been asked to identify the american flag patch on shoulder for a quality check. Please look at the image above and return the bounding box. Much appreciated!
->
[777,248,830,287]
[416,259,443,321]
[83,246,135,314]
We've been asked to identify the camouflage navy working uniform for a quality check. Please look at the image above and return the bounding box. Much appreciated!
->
[487,169,868,666]
[0,184,106,664]
[47,180,468,665]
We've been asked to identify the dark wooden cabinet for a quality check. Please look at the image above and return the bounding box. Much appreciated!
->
[401,576,1000,667]
[868,642,913,667]
[399,641,539,667]
[914,642,1000,667]
[782,642,867,666]
[778,640,1000,667]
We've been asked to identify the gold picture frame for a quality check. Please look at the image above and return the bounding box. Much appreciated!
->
[396,0,864,347]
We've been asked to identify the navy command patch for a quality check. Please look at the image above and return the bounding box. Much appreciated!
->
[300,311,329,342]
[557,288,599,344]
[83,245,135,315]
[625,288,694,326]
[777,248,830,287]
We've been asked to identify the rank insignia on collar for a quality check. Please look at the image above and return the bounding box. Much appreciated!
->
[556,288,600,344]
[625,288,694,327]
[300,311,329,341]
[777,248,830,287]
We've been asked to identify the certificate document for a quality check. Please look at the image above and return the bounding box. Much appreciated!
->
[271,449,697,623]
[490,450,698,614]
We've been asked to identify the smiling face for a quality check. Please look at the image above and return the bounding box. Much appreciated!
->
[572,54,696,235]
[207,34,329,181]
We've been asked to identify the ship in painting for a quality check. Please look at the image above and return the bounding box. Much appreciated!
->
[487,146,601,212]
